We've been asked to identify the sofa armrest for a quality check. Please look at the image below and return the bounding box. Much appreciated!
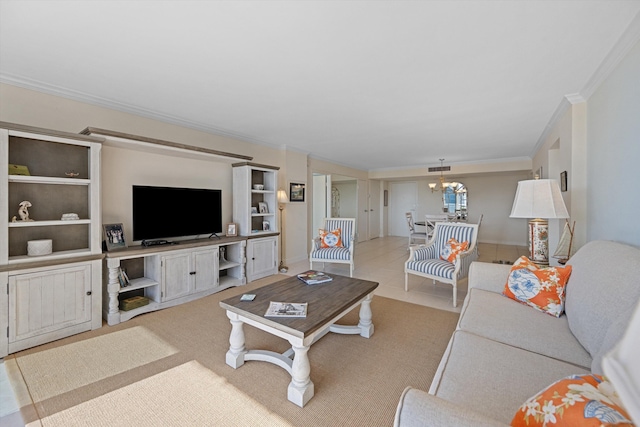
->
[394,387,508,427]
[468,261,511,293]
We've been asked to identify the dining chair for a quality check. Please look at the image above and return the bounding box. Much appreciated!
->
[405,212,428,249]
[424,214,449,240]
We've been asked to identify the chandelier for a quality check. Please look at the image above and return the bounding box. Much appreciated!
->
[429,159,458,192]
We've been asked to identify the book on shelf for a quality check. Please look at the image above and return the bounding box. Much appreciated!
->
[297,270,333,285]
[118,267,130,287]
[264,302,308,318]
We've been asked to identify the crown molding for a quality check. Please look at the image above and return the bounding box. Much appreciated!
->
[579,11,640,101]
[532,11,640,158]
[0,73,283,151]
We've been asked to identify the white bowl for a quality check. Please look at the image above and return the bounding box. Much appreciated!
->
[253,184,264,190]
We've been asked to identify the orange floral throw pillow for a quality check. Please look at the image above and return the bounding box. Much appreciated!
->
[511,374,634,427]
[319,228,343,248]
[503,256,572,317]
[439,238,469,264]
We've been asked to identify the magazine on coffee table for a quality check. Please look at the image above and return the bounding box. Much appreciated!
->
[297,270,333,285]
[264,302,308,318]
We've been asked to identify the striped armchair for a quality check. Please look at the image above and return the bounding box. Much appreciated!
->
[310,218,356,277]
[404,222,479,307]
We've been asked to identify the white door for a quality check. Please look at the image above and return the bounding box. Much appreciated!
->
[357,179,368,242]
[193,248,218,291]
[9,265,92,343]
[389,181,418,236]
[368,179,381,239]
[162,253,191,301]
[247,237,277,282]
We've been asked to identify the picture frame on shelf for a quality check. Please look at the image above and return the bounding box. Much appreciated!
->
[258,202,268,213]
[103,223,127,251]
[226,222,238,237]
[290,182,305,202]
[560,171,568,192]
[262,221,270,231]
[251,206,258,214]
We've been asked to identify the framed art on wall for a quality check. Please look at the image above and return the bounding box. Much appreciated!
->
[290,182,305,202]
[560,171,568,192]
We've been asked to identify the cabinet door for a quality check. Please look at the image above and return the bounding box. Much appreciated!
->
[161,253,191,301]
[247,237,277,282]
[8,265,92,343]
[193,248,218,292]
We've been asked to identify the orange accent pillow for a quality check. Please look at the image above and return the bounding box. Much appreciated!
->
[440,238,469,264]
[511,374,634,427]
[503,256,572,317]
[319,228,343,248]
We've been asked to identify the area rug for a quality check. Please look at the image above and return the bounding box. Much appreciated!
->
[6,275,459,426]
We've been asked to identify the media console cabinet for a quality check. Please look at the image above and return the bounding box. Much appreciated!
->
[104,236,247,325]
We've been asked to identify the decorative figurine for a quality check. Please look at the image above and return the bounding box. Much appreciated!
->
[11,216,17,223]
[65,171,80,177]
[18,201,34,221]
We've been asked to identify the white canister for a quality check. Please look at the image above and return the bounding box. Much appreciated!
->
[27,239,53,256]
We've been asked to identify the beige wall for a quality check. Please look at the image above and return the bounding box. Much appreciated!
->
[530,37,640,251]
[0,84,306,259]
[586,38,640,246]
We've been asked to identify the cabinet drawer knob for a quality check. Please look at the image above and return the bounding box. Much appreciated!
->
[86,291,92,296]
[190,271,196,275]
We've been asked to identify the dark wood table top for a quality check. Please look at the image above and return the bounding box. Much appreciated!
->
[220,273,378,338]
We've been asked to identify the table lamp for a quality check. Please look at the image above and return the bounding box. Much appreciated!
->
[510,178,569,265]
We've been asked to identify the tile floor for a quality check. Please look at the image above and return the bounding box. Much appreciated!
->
[287,236,528,313]
[0,236,527,425]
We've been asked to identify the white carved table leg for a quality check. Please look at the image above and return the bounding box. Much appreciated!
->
[287,343,314,407]
[358,293,374,338]
[225,312,247,368]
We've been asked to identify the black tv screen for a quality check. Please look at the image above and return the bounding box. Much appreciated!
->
[132,185,222,242]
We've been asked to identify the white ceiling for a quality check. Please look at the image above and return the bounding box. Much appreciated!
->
[1,1,639,171]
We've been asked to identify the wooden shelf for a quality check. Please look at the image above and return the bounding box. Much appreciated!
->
[219,260,241,271]
[81,127,253,163]
[9,175,90,185]
[9,219,91,228]
[7,248,94,264]
[119,277,158,293]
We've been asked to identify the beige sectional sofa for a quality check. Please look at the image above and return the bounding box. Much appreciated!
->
[394,240,640,426]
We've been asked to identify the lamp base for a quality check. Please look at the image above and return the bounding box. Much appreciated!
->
[528,218,549,265]
[279,262,289,273]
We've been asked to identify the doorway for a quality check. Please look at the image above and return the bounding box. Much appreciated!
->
[388,181,418,237]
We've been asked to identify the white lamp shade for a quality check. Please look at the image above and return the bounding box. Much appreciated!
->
[277,189,289,204]
[510,179,569,219]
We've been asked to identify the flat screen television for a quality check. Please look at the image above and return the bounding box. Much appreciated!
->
[132,185,222,242]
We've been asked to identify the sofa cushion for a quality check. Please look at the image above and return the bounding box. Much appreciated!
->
[395,387,508,427]
[458,288,592,368]
[511,374,634,427]
[503,256,572,317]
[406,259,455,280]
[310,246,351,260]
[565,241,640,372]
[430,330,590,424]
